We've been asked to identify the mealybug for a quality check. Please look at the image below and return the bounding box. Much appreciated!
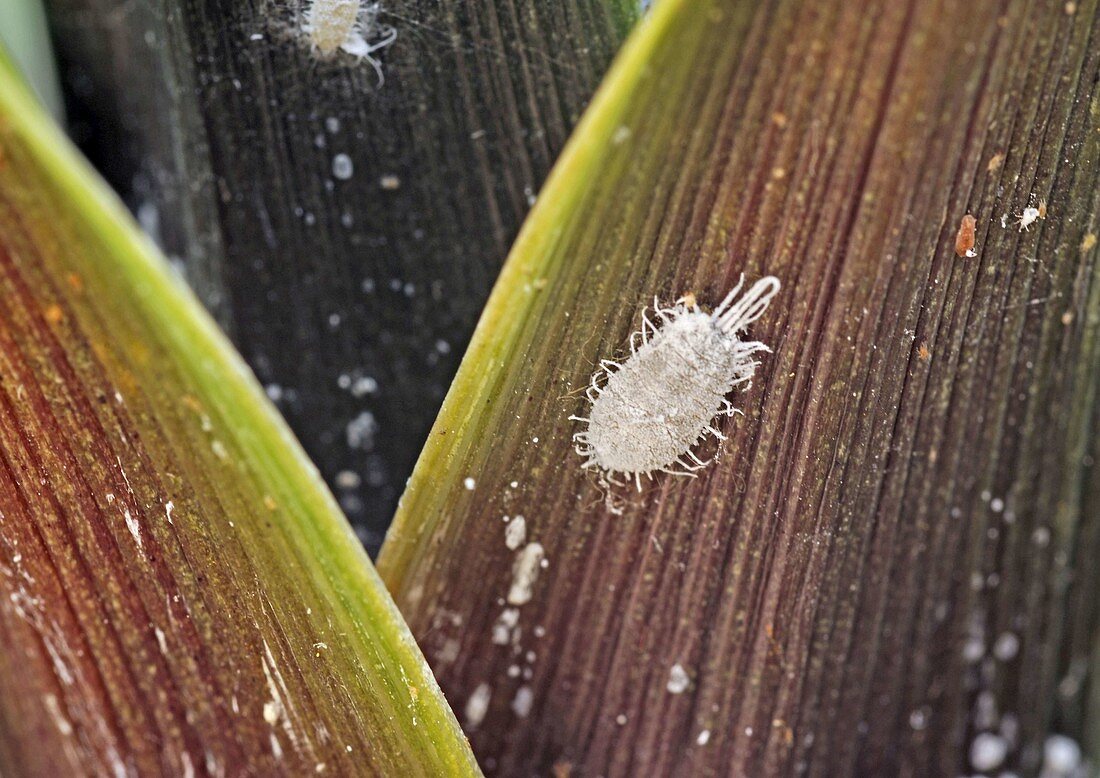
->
[305,0,397,84]
[1012,206,1038,231]
[570,275,780,489]
[1016,205,1042,231]
[307,0,358,55]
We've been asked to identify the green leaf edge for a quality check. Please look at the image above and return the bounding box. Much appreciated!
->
[382,0,688,573]
[0,0,64,118]
[0,48,480,774]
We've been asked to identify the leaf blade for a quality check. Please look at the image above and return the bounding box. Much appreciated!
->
[42,0,639,550]
[0,49,479,776]
[379,0,1100,773]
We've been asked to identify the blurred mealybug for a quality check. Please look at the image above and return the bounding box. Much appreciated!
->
[305,0,397,83]
[571,275,781,489]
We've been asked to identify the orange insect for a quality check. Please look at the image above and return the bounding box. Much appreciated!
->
[955,214,977,257]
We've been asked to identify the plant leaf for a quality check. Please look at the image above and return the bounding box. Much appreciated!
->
[378,0,1100,773]
[0,0,64,118]
[44,0,638,551]
[0,51,479,776]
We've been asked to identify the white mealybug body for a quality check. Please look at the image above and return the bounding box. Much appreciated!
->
[1016,207,1041,231]
[305,0,397,83]
[571,275,780,489]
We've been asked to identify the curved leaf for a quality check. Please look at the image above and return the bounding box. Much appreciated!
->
[0,51,479,776]
[44,0,638,551]
[379,0,1100,774]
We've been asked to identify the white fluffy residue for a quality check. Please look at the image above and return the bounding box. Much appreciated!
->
[667,663,690,694]
[1043,734,1083,776]
[969,732,1008,771]
[511,686,534,718]
[332,153,354,180]
[507,543,545,605]
[504,515,527,550]
[464,683,491,729]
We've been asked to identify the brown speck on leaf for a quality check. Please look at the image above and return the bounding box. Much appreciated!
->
[918,342,931,361]
[1065,1,1077,13]
[1081,233,1097,253]
[1062,311,1074,325]
[955,214,977,257]
[44,304,63,324]
[773,718,794,746]
[771,112,788,128]
[1038,199,1048,219]
[987,152,1005,172]
[551,761,573,778]
[263,495,278,511]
